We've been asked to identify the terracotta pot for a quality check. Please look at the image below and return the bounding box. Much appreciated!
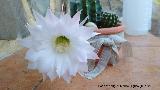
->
[94,24,124,35]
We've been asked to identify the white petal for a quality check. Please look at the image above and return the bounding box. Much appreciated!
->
[78,62,88,72]
[47,70,57,81]
[68,55,79,76]
[32,9,46,25]
[32,49,55,73]
[80,16,88,26]
[79,26,97,40]
[28,25,52,41]
[55,55,68,77]
[72,11,81,23]
[72,47,87,62]
[17,36,32,48]
[63,72,72,83]
[87,51,99,59]
[45,9,58,23]
[28,62,37,69]
[37,58,52,73]
[61,14,73,25]
[25,49,39,62]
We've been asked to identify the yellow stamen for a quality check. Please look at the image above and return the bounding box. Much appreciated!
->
[53,36,70,53]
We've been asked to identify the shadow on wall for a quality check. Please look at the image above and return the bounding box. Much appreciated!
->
[0,0,30,40]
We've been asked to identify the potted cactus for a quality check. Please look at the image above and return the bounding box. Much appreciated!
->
[94,12,124,35]
[70,0,124,35]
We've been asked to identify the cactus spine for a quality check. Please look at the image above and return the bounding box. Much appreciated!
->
[101,12,119,28]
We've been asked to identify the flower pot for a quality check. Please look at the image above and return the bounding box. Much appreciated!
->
[93,24,124,65]
[94,24,124,35]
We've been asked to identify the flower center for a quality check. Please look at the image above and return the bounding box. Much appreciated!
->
[54,36,70,53]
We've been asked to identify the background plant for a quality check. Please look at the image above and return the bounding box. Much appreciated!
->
[70,0,120,28]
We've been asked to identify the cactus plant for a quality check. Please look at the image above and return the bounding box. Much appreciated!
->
[88,0,96,23]
[80,0,88,22]
[70,0,102,23]
[70,0,81,17]
[69,0,120,28]
[100,12,120,28]
[87,0,102,24]
[96,0,102,20]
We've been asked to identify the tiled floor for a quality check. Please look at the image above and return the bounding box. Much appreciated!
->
[0,34,160,90]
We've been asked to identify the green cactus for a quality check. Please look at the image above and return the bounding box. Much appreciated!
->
[96,0,102,21]
[70,0,81,17]
[88,0,96,23]
[69,0,120,28]
[88,0,102,24]
[100,12,120,28]
[70,0,102,24]
[80,0,89,22]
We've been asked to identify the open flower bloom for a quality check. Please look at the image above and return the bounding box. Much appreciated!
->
[17,9,98,82]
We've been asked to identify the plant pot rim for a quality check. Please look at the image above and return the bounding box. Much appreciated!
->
[94,24,124,35]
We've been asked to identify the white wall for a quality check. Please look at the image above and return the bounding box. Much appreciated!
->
[123,0,153,35]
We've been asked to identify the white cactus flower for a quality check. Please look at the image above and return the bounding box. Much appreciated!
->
[18,9,98,83]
